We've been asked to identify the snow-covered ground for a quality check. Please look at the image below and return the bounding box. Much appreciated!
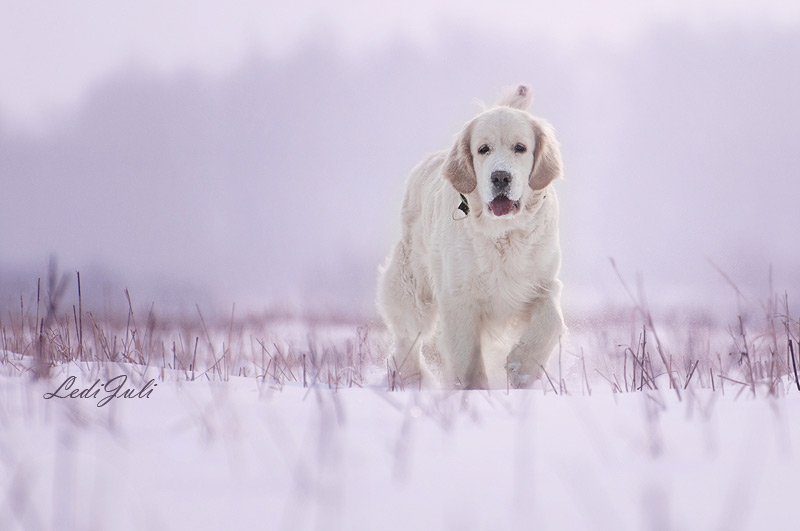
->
[1,309,799,530]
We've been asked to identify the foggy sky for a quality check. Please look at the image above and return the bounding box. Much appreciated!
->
[1,18,799,317]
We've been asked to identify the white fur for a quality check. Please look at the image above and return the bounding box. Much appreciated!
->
[377,85,566,390]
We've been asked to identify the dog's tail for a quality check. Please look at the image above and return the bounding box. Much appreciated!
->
[496,84,533,110]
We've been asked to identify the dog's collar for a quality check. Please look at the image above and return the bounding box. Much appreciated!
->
[458,193,470,216]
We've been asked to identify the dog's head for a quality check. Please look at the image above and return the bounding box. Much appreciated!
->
[443,85,562,218]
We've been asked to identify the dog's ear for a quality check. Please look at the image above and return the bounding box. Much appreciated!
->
[529,119,563,190]
[443,120,477,194]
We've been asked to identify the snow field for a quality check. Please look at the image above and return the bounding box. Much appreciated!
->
[1,350,799,531]
[1,296,798,530]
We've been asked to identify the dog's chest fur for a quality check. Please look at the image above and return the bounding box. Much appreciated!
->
[468,228,547,321]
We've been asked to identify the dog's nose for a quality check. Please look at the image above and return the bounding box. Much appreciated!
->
[491,170,512,189]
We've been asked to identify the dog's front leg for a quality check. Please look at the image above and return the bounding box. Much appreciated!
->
[507,294,565,388]
[438,299,487,389]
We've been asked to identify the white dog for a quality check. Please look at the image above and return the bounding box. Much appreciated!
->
[377,84,565,390]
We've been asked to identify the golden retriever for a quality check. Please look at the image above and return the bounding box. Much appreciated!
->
[377,84,565,389]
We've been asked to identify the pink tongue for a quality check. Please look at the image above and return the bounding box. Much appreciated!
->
[489,196,514,216]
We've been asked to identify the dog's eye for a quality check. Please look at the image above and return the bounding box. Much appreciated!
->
[514,143,527,154]
[478,144,490,155]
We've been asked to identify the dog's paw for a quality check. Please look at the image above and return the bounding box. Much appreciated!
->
[506,358,543,389]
